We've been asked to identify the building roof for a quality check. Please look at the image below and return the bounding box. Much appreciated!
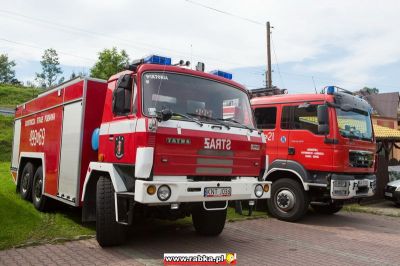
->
[374,125,400,141]
[365,92,399,119]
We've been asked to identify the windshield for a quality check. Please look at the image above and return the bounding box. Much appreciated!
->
[336,108,373,141]
[142,72,255,128]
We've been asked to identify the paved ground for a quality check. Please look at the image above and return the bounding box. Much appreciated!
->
[1,211,400,266]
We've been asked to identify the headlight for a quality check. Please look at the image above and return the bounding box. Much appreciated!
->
[396,186,400,192]
[157,185,171,201]
[254,184,264,198]
[333,180,349,188]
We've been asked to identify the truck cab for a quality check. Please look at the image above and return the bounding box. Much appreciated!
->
[82,55,271,245]
[251,86,376,221]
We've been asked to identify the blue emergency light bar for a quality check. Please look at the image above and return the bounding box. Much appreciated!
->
[143,55,172,65]
[326,86,335,95]
[210,70,233,80]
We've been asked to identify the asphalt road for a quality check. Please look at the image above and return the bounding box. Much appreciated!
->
[0,108,15,116]
[1,211,400,265]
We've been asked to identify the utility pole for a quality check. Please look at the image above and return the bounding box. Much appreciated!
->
[266,21,272,89]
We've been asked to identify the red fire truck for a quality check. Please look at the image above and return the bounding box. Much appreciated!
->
[10,55,271,246]
[251,86,376,221]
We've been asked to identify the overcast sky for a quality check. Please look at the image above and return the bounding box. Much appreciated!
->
[1,0,399,93]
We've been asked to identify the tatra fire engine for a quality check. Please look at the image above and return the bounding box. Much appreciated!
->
[10,55,270,246]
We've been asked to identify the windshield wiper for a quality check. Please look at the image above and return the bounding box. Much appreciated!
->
[186,113,230,129]
[217,117,254,132]
[172,112,203,126]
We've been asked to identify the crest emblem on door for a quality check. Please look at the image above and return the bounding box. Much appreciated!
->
[115,136,124,159]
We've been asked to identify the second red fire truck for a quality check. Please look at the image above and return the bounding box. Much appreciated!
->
[251,87,376,221]
[10,55,271,246]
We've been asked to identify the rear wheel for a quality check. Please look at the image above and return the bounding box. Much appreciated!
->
[192,203,227,236]
[311,202,343,214]
[19,162,35,201]
[96,176,127,247]
[32,166,50,211]
[267,178,309,222]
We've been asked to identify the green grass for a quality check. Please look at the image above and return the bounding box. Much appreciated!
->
[0,160,268,250]
[343,203,400,218]
[0,115,13,162]
[0,162,95,250]
[0,83,42,108]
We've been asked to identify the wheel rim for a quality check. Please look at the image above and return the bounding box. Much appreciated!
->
[21,172,30,193]
[34,176,42,203]
[275,189,296,212]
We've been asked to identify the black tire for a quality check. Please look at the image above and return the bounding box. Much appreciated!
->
[32,166,50,211]
[19,162,35,201]
[96,176,127,247]
[192,204,227,236]
[267,178,309,222]
[311,202,343,214]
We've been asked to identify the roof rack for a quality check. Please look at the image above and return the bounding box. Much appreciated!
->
[322,86,353,95]
[249,87,288,98]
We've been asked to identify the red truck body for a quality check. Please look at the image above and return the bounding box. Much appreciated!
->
[11,55,271,246]
[251,89,376,221]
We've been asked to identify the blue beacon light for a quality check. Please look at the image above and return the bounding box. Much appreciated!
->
[143,55,172,65]
[210,70,233,80]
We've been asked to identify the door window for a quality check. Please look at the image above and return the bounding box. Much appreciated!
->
[254,107,277,129]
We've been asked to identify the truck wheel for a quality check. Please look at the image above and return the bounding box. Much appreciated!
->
[192,204,227,236]
[19,162,35,201]
[32,166,49,211]
[311,202,343,214]
[267,178,309,222]
[96,176,127,247]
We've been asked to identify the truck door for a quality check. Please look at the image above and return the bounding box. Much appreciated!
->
[277,104,291,163]
[106,74,138,163]
[286,102,333,172]
[254,106,278,165]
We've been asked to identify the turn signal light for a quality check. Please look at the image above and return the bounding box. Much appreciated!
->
[263,184,270,193]
[147,185,156,195]
[98,153,105,162]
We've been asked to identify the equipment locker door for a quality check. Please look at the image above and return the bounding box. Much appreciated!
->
[58,101,83,204]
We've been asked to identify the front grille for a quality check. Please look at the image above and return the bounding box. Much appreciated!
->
[349,150,373,168]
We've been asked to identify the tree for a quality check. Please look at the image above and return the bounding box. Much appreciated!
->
[0,53,17,84]
[360,87,379,95]
[35,48,63,88]
[90,47,129,80]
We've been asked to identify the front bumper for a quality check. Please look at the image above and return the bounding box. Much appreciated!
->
[330,174,376,200]
[134,178,271,204]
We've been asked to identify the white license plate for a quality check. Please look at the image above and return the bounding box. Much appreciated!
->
[358,180,369,187]
[385,192,393,197]
[204,187,231,197]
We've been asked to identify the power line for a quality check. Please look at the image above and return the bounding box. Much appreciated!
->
[0,9,251,68]
[184,0,263,26]
[0,38,95,62]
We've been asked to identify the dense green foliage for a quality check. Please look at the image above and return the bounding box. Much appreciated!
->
[0,83,41,108]
[90,47,129,80]
[0,115,13,162]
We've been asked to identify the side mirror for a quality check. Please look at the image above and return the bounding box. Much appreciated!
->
[112,74,133,115]
[317,105,328,125]
[317,105,329,134]
[157,108,172,122]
